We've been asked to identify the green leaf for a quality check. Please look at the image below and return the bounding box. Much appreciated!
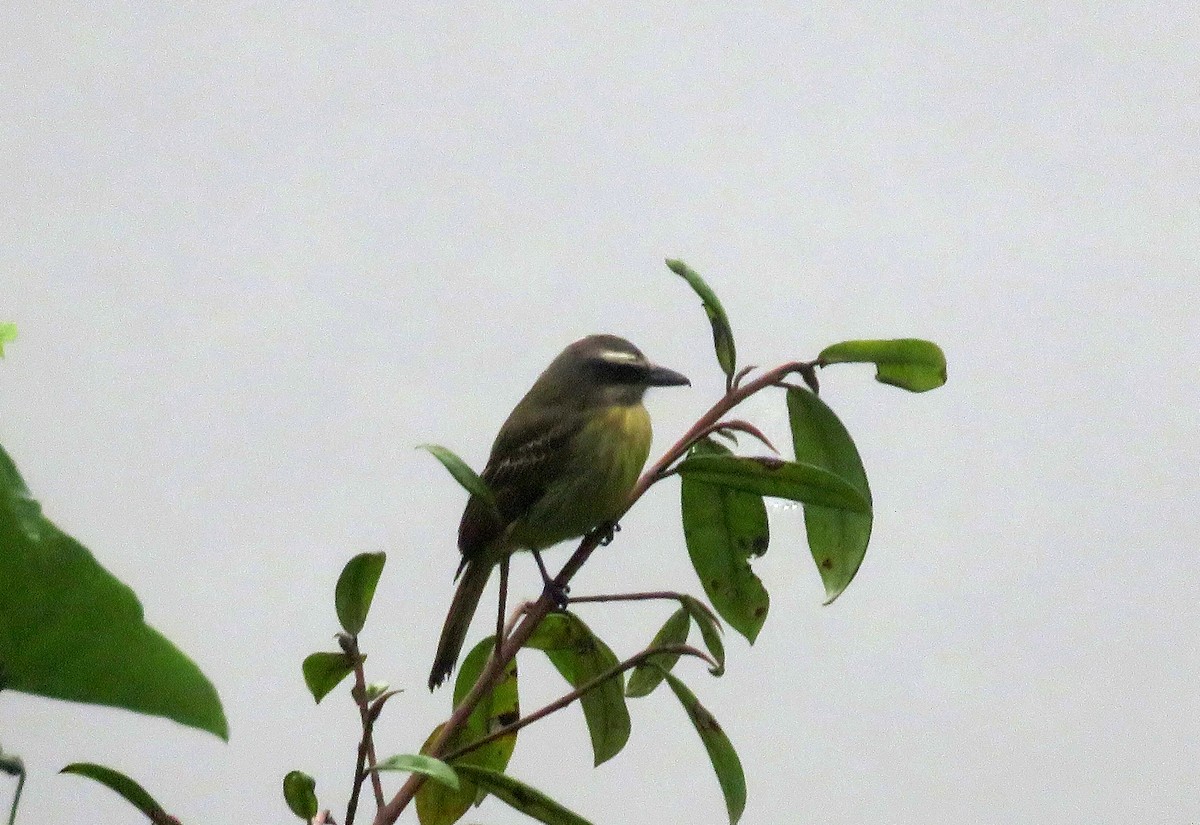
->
[334,551,386,635]
[282,770,318,820]
[680,440,770,643]
[787,388,874,604]
[0,444,228,739]
[302,651,355,704]
[667,259,736,383]
[364,680,391,701]
[525,612,630,766]
[418,445,499,515]
[61,763,173,823]
[0,324,15,358]
[661,672,747,825]
[679,595,726,676]
[452,764,594,825]
[819,338,947,392]
[417,637,520,825]
[374,754,460,790]
[626,608,690,698]
[676,453,870,513]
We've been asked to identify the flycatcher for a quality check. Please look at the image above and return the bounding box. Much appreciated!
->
[428,334,690,689]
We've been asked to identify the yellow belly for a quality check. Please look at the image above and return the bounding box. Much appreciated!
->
[510,404,652,551]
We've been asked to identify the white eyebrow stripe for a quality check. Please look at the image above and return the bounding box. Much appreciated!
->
[598,350,640,363]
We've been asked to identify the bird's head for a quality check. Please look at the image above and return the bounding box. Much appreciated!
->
[535,334,690,409]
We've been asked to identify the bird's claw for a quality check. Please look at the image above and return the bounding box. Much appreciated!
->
[542,579,571,610]
[598,521,621,546]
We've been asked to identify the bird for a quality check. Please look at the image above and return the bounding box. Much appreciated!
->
[428,334,690,690]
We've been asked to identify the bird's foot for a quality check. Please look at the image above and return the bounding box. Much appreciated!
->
[597,521,621,546]
[532,549,571,609]
[542,579,571,610]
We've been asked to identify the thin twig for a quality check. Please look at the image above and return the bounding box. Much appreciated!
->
[344,636,385,825]
[442,644,713,763]
[731,364,756,389]
[372,359,815,825]
[694,418,779,453]
[569,590,693,606]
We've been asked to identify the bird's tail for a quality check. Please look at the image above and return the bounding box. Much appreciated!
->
[428,558,492,690]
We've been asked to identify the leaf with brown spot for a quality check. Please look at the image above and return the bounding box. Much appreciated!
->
[525,613,630,766]
[786,388,873,604]
[451,765,594,825]
[416,637,519,825]
[660,672,746,824]
[680,439,771,644]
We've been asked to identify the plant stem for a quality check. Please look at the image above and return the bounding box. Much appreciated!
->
[569,590,693,605]
[344,636,384,825]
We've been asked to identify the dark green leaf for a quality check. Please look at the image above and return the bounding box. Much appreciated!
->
[676,453,870,513]
[661,672,747,825]
[626,608,690,698]
[0,324,15,358]
[417,637,520,825]
[525,612,630,766]
[0,444,228,739]
[452,764,594,825]
[819,338,947,392]
[418,445,499,515]
[335,551,386,635]
[787,389,874,604]
[679,595,726,676]
[680,440,771,643]
[374,754,460,790]
[282,770,318,820]
[61,763,173,823]
[302,652,355,704]
[667,259,737,382]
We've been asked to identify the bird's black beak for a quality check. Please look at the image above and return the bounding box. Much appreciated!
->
[643,363,691,387]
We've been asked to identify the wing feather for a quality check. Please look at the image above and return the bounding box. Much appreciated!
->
[456,406,587,560]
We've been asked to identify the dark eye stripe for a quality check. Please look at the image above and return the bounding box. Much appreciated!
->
[589,358,645,384]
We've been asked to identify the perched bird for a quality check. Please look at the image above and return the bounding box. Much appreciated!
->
[428,334,689,690]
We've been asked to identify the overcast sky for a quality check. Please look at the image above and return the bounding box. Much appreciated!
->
[2,4,1198,824]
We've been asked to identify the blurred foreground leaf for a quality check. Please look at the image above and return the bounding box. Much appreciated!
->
[0,444,227,739]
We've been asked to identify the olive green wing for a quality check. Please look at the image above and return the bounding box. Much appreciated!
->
[456,406,589,561]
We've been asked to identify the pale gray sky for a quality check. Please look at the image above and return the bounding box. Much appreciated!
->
[2,4,1198,824]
